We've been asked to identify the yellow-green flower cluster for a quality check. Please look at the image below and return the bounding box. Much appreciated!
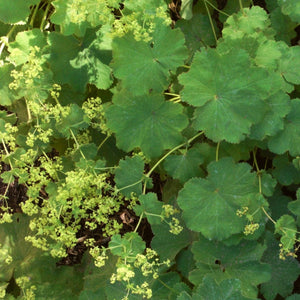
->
[82,97,111,135]
[66,0,118,26]
[162,204,183,234]
[0,243,13,265]
[15,276,36,300]
[243,223,259,235]
[110,248,170,299]
[111,6,171,42]
[89,246,108,268]
[9,46,43,93]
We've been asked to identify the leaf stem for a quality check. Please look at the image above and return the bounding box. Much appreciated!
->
[29,4,39,28]
[216,141,220,162]
[97,135,110,151]
[69,129,86,160]
[40,2,51,31]
[204,0,230,17]
[134,212,144,232]
[239,0,245,15]
[261,206,276,225]
[146,131,204,178]
[203,0,218,43]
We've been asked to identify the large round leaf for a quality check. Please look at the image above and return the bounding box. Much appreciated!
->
[177,158,258,240]
[179,48,270,143]
[112,19,188,95]
[105,94,188,157]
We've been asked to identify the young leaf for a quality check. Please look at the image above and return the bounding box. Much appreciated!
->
[177,158,258,240]
[134,193,163,225]
[109,232,145,261]
[115,156,144,197]
[163,146,204,183]
[112,18,188,95]
[105,94,188,157]
[8,29,48,66]
[57,103,90,138]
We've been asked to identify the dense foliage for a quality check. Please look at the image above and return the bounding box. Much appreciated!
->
[0,0,300,299]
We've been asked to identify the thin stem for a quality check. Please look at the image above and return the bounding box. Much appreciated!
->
[239,0,245,15]
[134,212,144,232]
[40,2,51,30]
[216,141,220,162]
[146,131,204,178]
[182,65,191,69]
[252,148,260,173]
[261,206,276,225]
[203,0,217,43]
[25,98,32,123]
[117,179,143,192]
[164,92,180,97]
[29,4,39,28]
[205,0,230,17]
[69,129,86,160]
[97,135,110,151]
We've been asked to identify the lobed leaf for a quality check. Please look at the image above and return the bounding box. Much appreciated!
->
[177,158,258,240]
[105,93,188,158]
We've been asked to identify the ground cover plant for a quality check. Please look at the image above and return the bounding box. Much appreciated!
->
[0,0,300,299]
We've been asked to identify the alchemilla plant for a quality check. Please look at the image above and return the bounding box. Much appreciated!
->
[0,0,300,299]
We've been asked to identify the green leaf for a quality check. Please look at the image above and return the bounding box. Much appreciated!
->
[261,232,300,300]
[180,0,194,20]
[278,0,300,23]
[250,91,291,140]
[151,221,191,261]
[57,104,90,138]
[0,0,39,24]
[190,236,271,299]
[275,215,297,252]
[112,18,188,95]
[272,155,300,185]
[163,145,204,183]
[134,193,163,225]
[79,252,117,300]
[176,248,196,279]
[105,94,188,157]
[51,0,118,36]
[8,29,48,66]
[177,158,258,240]
[177,291,192,300]
[279,46,300,85]
[176,12,216,56]
[115,156,145,197]
[69,29,113,90]
[270,7,298,44]
[179,47,270,143]
[268,99,300,157]
[109,232,145,262]
[0,64,15,106]
[194,277,251,300]
[47,32,93,92]
[151,272,185,299]
[222,6,274,40]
